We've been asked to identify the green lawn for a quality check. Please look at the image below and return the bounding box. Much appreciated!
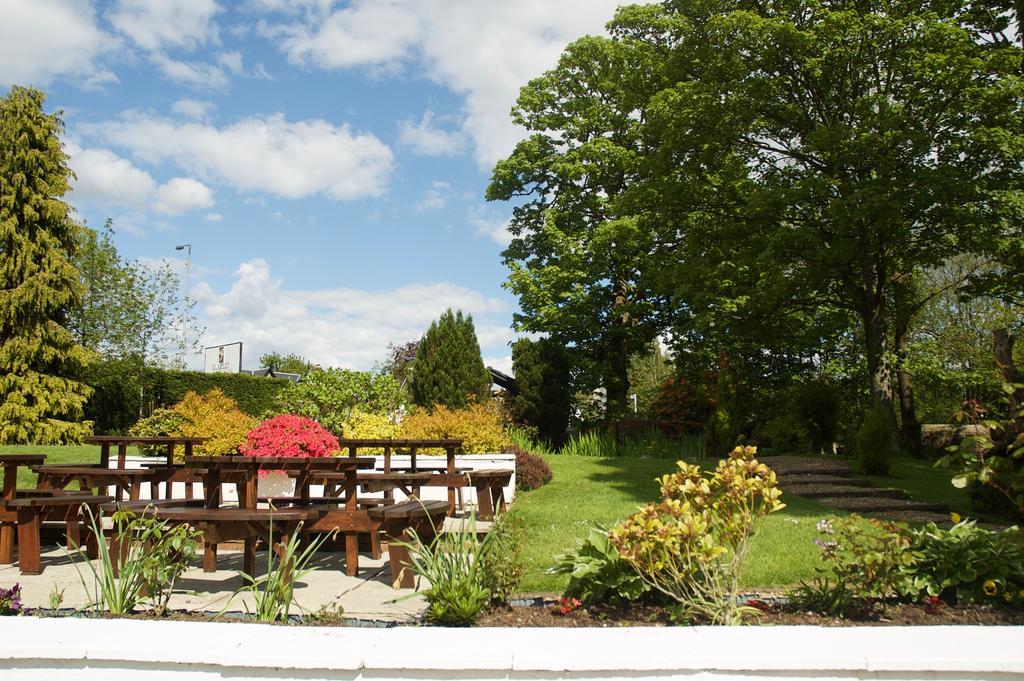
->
[865,455,971,515]
[511,455,834,593]
[0,444,119,488]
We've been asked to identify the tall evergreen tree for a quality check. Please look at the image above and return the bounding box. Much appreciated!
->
[510,337,571,445]
[410,309,492,409]
[0,86,92,443]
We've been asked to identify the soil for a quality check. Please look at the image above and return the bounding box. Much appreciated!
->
[475,601,1024,627]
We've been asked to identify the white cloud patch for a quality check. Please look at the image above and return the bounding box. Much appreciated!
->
[109,0,222,52]
[85,112,394,200]
[217,50,244,75]
[205,212,223,222]
[0,0,113,88]
[153,177,215,216]
[468,206,513,247]
[194,258,509,369]
[172,98,216,119]
[68,146,156,210]
[397,110,465,157]
[151,54,229,89]
[262,0,642,168]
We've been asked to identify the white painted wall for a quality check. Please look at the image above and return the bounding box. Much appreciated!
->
[0,618,1021,681]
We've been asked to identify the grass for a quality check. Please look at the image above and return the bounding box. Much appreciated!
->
[511,455,834,593]
[0,444,122,488]
[865,455,971,515]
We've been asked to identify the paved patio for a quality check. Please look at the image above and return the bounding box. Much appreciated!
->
[1,545,428,623]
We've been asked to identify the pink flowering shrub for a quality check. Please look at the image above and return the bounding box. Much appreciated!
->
[241,414,339,458]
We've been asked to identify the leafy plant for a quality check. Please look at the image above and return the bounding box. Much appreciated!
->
[399,401,512,454]
[513,447,552,491]
[550,525,649,605]
[173,388,257,457]
[229,520,327,623]
[0,583,21,615]
[241,414,339,458]
[790,516,918,616]
[856,403,896,475]
[399,512,496,625]
[275,367,405,436]
[48,584,64,614]
[608,446,784,624]
[478,513,525,604]
[129,407,186,456]
[905,517,1024,606]
[339,408,400,452]
[71,506,199,615]
[410,308,492,410]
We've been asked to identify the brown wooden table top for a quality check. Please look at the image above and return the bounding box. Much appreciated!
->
[183,455,375,469]
[0,454,47,465]
[32,465,159,477]
[335,438,463,447]
[85,436,206,444]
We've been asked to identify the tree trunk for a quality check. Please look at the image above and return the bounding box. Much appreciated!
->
[893,287,922,455]
[859,283,899,449]
[603,274,632,420]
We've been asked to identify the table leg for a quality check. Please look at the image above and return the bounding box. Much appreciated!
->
[129,478,141,501]
[65,506,81,550]
[446,446,457,515]
[203,542,218,572]
[16,508,42,575]
[345,532,359,577]
[474,480,495,520]
[2,466,16,503]
[245,474,257,510]
[99,444,111,468]
[243,538,256,575]
[117,444,128,468]
[0,524,14,563]
[204,470,221,508]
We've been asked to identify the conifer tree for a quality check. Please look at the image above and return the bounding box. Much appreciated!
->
[0,86,92,443]
[410,309,492,409]
[510,337,571,445]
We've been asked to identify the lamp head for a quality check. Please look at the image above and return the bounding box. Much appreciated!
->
[175,244,186,251]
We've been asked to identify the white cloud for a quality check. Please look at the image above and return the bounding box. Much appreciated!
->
[217,51,244,75]
[397,110,465,157]
[109,0,221,52]
[153,177,214,216]
[0,0,112,88]
[263,0,642,168]
[68,146,156,209]
[205,212,223,222]
[483,354,513,375]
[172,98,215,119]
[468,206,512,247]
[194,258,509,369]
[416,190,445,212]
[85,111,394,200]
[151,54,229,89]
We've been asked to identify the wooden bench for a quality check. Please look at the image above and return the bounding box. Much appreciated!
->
[106,506,323,575]
[466,469,512,520]
[369,500,449,588]
[1,493,113,574]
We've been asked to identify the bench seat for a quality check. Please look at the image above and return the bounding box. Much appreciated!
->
[368,500,449,588]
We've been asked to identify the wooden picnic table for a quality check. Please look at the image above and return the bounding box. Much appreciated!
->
[1,454,111,574]
[336,439,465,513]
[84,435,206,467]
[183,455,376,575]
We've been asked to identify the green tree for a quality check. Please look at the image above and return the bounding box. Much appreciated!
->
[259,352,312,375]
[275,368,404,436]
[626,0,1024,444]
[487,29,668,418]
[0,86,92,443]
[410,309,491,409]
[627,343,673,416]
[510,337,572,444]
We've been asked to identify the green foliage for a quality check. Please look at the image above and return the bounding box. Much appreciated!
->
[229,520,326,622]
[0,85,92,444]
[609,447,785,624]
[71,506,200,615]
[794,381,842,453]
[558,428,705,460]
[128,408,186,456]
[410,309,491,409]
[400,513,495,625]
[513,446,552,491]
[152,369,289,418]
[509,337,571,445]
[276,367,403,436]
[398,401,511,454]
[856,403,896,475]
[478,513,525,604]
[906,518,1024,606]
[172,388,256,457]
[790,516,917,616]
[628,344,674,416]
[759,411,812,455]
[550,525,649,605]
[258,352,312,375]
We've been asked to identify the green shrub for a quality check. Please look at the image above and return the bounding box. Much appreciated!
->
[172,389,257,457]
[410,309,492,409]
[758,411,812,455]
[906,518,1024,606]
[513,447,552,491]
[794,380,841,453]
[856,403,896,475]
[550,525,649,605]
[479,514,525,604]
[151,369,289,417]
[275,368,404,437]
[398,401,511,454]
[128,408,186,456]
[790,515,917,616]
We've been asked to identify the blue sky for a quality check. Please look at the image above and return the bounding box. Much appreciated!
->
[1,0,633,372]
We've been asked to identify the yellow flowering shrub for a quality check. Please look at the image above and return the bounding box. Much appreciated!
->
[172,388,257,457]
[398,401,511,454]
[340,409,400,454]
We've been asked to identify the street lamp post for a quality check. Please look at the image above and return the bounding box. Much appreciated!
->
[175,244,191,367]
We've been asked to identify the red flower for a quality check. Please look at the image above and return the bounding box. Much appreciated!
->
[241,414,339,458]
[555,597,582,615]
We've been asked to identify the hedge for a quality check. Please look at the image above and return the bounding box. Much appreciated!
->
[83,360,289,434]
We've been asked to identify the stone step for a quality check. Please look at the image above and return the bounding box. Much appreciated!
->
[783,484,910,501]
[814,496,949,514]
[778,474,869,487]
